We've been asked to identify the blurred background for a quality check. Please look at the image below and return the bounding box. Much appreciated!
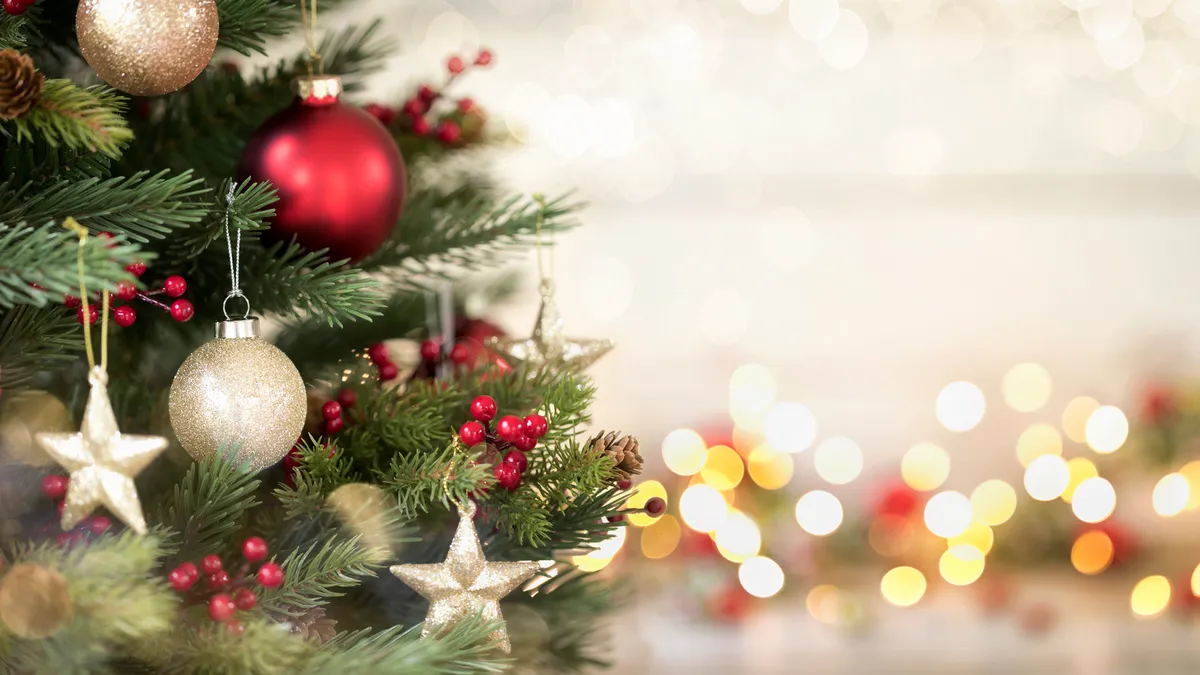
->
[343,0,1200,672]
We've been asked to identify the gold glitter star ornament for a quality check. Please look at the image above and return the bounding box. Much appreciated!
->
[487,281,613,375]
[390,502,539,653]
[36,367,168,534]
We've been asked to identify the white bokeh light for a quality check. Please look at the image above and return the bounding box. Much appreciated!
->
[936,381,986,432]
[764,402,818,453]
[795,490,844,535]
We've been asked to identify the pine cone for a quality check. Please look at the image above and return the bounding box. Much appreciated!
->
[287,606,338,644]
[0,50,43,120]
[589,431,642,481]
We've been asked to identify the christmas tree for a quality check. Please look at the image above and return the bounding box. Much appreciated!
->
[0,1,651,672]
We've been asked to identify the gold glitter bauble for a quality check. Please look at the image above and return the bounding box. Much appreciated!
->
[77,0,219,97]
[0,563,73,639]
[169,319,306,472]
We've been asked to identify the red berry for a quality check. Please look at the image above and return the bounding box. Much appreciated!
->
[63,294,81,308]
[470,395,497,422]
[645,497,666,516]
[419,339,441,362]
[324,417,344,435]
[457,98,475,113]
[2,0,27,15]
[242,536,268,563]
[208,570,230,589]
[336,388,357,409]
[56,533,70,547]
[201,554,223,575]
[459,421,486,447]
[257,562,284,588]
[378,363,399,381]
[513,433,536,452]
[113,305,136,328]
[436,121,461,144]
[413,117,432,136]
[607,514,625,523]
[496,415,523,443]
[447,55,465,74]
[504,449,528,473]
[321,400,342,421]
[367,342,390,365]
[88,516,111,535]
[55,501,64,518]
[494,462,521,491]
[475,49,493,66]
[226,620,246,635]
[168,566,197,592]
[170,298,194,322]
[417,84,437,102]
[178,561,199,581]
[449,343,469,365]
[364,103,397,126]
[233,588,257,611]
[208,594,236,622]
[77,304,98,325]
[116,281,137,301]
[95,231,113,243]
[617,479,632,490]
[162,275,187,297]
[41,475,68,500]
[402,98,426,118]
[125,262,147,277]
[523,414,549,439]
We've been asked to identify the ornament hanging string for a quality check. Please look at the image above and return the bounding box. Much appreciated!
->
[221,181,250,320]
[299,0,323,75]
[533,194,554,291]
[63,218,108,371]
[441,437,469,510]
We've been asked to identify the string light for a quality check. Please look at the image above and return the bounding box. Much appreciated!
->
[1130,575,1171,617]
[924,491,972,538]
[949,521,994,555]
[1002,363,1053,412]
[662,429,707,476]
[1024,454,1070,501]
[747,445,794,490]
[813,436,863,485]
[1071,477,1116,523]
[679,484,728,533]
[1086,406,1129,454]
[936,381,986,432]
[1153,473,1190,517]
[714,510,762,563]
[729,364,776,429]
[1062,457,1099,504]
[795,490,844,536]
[764,402,817,454]
[901,443,951,492]
[880,566,926,607]
[1062,396,1100,443]
[700,445,745,490]
[640,514,681,560]
[1071,530,1114,575]
[738,556,785,598]
[970,479,1017,526]
[1016,423,1063,468]
[939,545,986,586]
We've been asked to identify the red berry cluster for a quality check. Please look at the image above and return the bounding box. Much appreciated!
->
[65,234,193,326]
[364,48,494,146]
[42,474,113,544]
[459,395,548,492]
[367,342,399,382]
[167,536,283,635]
[2,0,35,15]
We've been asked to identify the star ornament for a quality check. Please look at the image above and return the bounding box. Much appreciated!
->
[486,280,613,376]
[35,367,168,535]
[390,501,539,653]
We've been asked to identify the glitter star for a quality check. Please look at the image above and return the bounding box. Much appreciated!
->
[486,281,613,376]
[36,367,168,535]
[390,502,539,653]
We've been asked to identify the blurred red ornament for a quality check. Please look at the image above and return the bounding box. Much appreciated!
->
[874,482,922,519]
[324,417,344,435]
[237,76,407,262]
[242,536,268,562]
[63,294,80,308]
[974,575,1014,615]
[41,475,68,500]
[234,588,257,611]
[449,343,469,365]
[208,594,236,622]
[455,318,509,369]
[256,562,284,588]
[201,555,223,575]
[457,97,475,113]
[1141,384,1176,425]
[708,582,752,623]
[681,529,719,558]
[419,339,441,362]
[367,343,391,365]
[88,516,111,535]
[321,400,342,421]
[401,98,425,119]
[226,619,246,635]
[417,85,436,102]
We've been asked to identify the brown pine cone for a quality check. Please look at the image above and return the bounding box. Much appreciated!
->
[589,431,642,481]
[0,50,43,120]
[287,606,338,644]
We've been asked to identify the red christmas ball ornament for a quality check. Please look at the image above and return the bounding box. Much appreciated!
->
[708,582,752,623]
[237,75,407,263]
[115,280,137,301]
[457,97,475,113]
[503,449,528,473]
[417,84,436,102]
[208,594,237,622]
[256,562,284,588]
[378,363,399,381]
[496,415,523,443]
[242,536,268,563]
[523,414,548,439]
[401,98,426,119]
[367,342,391,365]
[113,305,136,328]
[336,388,357,409]
[41,475,68,500]
[494,462,521,491]
[162,275,188,298]
[419,339,441,362]
[321,400,342,421]
[470,395,497,422]
[233,588,257,611]
[200,554,223,575]
[459,421,486,447]
[513,433,537,452]
[170,299,194,322]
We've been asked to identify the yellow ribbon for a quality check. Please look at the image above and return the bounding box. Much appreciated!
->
[63,217,108,372]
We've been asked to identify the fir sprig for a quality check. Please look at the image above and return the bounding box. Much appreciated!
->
[5,80,132,158]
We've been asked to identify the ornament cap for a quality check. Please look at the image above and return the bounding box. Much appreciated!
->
[215,317,261,339]
[293,75,343,106]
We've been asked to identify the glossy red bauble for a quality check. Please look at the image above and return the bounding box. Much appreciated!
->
[496,415,523,443]
[237,86,407,263]
[208,594,236,622]
[168,565,198,592]
[469,395,497,422]
[503,449,528,473]
[112,305,136,327]
[494,462,521,491]
[41,475,68,500]
[459,421,486,447]
[243,536,268,562]
[163,275,188,298]
[523,414,548,439]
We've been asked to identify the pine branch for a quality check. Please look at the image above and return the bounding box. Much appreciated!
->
[0,11,37,50]
[153,451,262,567]
[0,304,78,391]
[382,442,490,518]
[163,179,276,261]
[239,240,384,327]
[515,574,621,673]
[257,536,381,617]
[0,222,143,310]
[216,0,297,56]
[306,619,509,675]
[5,80,132,158]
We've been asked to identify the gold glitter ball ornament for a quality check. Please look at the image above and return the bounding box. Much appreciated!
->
[169,318,306,472]
[0,563,73,639]
[77,0,219,97]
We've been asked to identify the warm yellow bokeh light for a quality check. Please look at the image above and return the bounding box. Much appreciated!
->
[970,479,1017,526]
[729,364,777,429]
[733,425,766,455]
[626,480,668,527]
[1071,477,1116,523]
[1024,454,1070,501]
[679,483,728,533]
[814,436,863,485]
[714,510,762,563]
[1071,530,1114,575]
[902,442,951,492]
[1181,461,1200,511]
[1016,423,1063,468]
[700,445,745,491]
[1003,362,1053,412]
[640,514,682,560]
[1131,575,1171,617]
[939,545,986,586]
[924,491,973,538]
[880,566,926,607]
[869,515,914,557]
[662,428,707,476]
[747,445,794,490]
[949,521,994,555]
[763,402,817,454]
[806,585,841,624]
[573,526,626,572]
[1062,457,1099,504]
[936,381,986,432]
[1062,396,1100,444]
[1086,406,1129,454]
[1153,473,1190,518]
[1191,564,1200,597]
[795,490,844,536]
[738,556,785,598]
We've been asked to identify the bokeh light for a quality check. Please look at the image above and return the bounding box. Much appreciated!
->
[662,429,707,476]
[573,526,626,572]
[1181,461,1200,511]
[1086,406,1129,454]
[747,445,794,490]
[901,443,951,492]
[1071,477,1116,523]
[1024,454,1070,501]
[1131,575,1171,617]
[714,510,762,563]
[806,585,841,624]
[1153,473,1190,517]
[700,445,745,491]
[936,381,986,432]
[1071,530,1114,575]
[1191,564,1200,597]
[970,479,1017,526]
[869,515,914,557]
[738,556,785,598]
[814,436,863,485]
[1016,423,1063,468]
[949,521,994,556]
[1062,396,1101,443]
[679,484,728,533]
[939,545,986,586]
[1062,457,1099,504]
[795,490,844,536]
[626,480,668,527]
[763,402,818,454]
[924,491,972,538]
[640,513,681,560]
[1003,363,1053,412]
[880,566,926,607]
[729,364,776,430]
